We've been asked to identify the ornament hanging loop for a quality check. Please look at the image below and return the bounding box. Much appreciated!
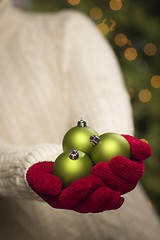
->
[69,150,79,160]
[90,135,100,145]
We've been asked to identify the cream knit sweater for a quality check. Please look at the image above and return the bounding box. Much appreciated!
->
[0,1,160,240]
[0,0,133,199]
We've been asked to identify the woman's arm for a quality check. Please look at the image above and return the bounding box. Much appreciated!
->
[0,139,62,199]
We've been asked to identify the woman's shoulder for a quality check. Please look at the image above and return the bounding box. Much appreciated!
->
[16,9,95,37]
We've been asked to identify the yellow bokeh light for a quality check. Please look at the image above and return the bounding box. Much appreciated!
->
[140,139,149,144]
[127,87,135,99]
[124,47,138,60]
[127,40,132,46]
[109,0,122,11]
[144,43,157,56]
[97,22,109,35]
[114,33,128,47]
[138,89,152,103]
[90,7,103,20]
[151,75,160,88]
[68,0,80,6]
[109,19,116,31]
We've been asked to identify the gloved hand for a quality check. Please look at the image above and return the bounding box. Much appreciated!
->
[92,135,152,194]
[26,134,151,213]
[26,161,124,213]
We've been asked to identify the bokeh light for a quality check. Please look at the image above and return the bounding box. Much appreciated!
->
[140,139,149,144]
[151,75,160,88]
[109,0,122,11]
[109,19,116,31]
[144,43,157,56]
[127,87,135,99]
[97,21,109,35]
[90,7,103,20]
[138,89,152,103]
[124,47,138,60]
[68,0,80,6]
[114,33,128,47]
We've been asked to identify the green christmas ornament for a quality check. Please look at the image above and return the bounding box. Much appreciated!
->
[89,132,131,165]
[53,150,93,188]
[62,118,99,155]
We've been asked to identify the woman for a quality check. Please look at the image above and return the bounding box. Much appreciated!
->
[0,0,159,239]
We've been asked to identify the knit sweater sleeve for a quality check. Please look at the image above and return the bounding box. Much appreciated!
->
[0,10,133,200]
[0,139,62,199]
[64,11,134,135]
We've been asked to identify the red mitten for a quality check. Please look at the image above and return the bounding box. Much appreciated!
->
[26,161,124,213]
[92,135,152,194]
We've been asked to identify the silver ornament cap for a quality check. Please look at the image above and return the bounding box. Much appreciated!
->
[77,118,87,127]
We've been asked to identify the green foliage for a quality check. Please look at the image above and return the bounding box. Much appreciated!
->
[24,0,160,215]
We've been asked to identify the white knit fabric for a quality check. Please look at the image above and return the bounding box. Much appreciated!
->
[0,139,62,199]
[0,0,134,200]
[0,1,160,240]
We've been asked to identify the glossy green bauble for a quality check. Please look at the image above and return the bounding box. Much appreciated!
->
[90,132,131,165]
[62,119,98,155]
[53,150,93,188]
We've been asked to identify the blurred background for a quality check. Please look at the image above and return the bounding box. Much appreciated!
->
[13,0,160,216]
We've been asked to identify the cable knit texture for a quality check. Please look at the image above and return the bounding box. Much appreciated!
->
[0,0,134,200]
[0,140,62,199]
[0,1,160,240]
